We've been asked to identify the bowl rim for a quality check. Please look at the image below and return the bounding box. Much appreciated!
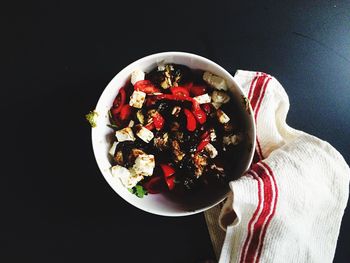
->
[91,51,256,216]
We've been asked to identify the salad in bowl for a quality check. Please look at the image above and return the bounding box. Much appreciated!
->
[89,52,255,216]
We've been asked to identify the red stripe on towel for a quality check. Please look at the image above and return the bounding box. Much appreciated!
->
[240,162,277,263]
[250,74,268,110]
[255,162,278,262]
[239,171,263,263]
[254,77,271,121]
[248,72,259,100]
[247,73,271,160]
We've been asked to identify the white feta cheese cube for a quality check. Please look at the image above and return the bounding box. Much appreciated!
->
[217,109,230,124]
[108,141,119,156]
[193,93,211,104]
[131,69,145,85]
[205,143,218,158]
[115,127,135,142]
[223,134,242,146]
[111,165,143,189]
[132,154,155,177]
[212,90,230,104]
[129,91,146,109]
[135,124,154,143]
[209,129,217,142]
[157,64,165,71]
[203,71,227,90]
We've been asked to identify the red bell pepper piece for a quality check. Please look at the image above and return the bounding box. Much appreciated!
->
[183,109,197,132]
[111,107,120,120]
[145,122,155,131]
[112,88,126,114]
[190,85,207,96]
[145,96,158,107]
[197,132,211,152]
[182,81,193,92]
[153,94,207,124]
[153,112,165,131]
[119,104,132,121]
[170,86,190,97]
[165,176,175,190]
[143,176,164,194]
[201,103,213,115]
[160,164,176,190]
[160,164,175,177]
[153,93,187,101]
[134,80,160,94]
[201,131,209,140]
[191,100,207,124]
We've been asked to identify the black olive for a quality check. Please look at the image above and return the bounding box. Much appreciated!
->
[182,176,195,190]
[156,102,169,113]
[172,64,192,85]
[145,70,165,87]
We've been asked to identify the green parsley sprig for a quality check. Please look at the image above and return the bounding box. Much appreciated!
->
[129,185,148,198]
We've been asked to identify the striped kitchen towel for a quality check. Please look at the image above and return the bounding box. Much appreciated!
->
[204,71,350,263]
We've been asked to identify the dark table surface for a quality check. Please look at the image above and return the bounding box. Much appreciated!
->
[3,0,350,262]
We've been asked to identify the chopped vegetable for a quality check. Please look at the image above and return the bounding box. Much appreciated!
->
[128,120,135,127]
[143,176,164,194]
[144,120,155,130]
[190,85,207,96]
[160,164,176,190]
[184,109,196,132]
[201,103,213,115]
[170,86,190,97]
[120,104,132,121]
[191,100,207,124]
[129,185,148,198]
[171,140,185,162]
[134,80,160,94]
[193,153,208,178]
[165,176,175,190]
[113,88,126,113]
[136,110,145,124]
[203,71,227,90]
[160,164,175,178]
[183,81,193,92]
[85,110,98,127]
[152,112,165,131]
[197,132,211,152]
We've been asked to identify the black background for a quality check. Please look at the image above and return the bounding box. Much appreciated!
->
[3,0,350,262]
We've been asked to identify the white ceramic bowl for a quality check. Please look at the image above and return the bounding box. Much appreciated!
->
[91,52,256,216]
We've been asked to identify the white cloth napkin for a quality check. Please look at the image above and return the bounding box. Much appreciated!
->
[204,70,350,263]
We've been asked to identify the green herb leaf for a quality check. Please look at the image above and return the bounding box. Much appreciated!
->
[135,185,148,198]
[85,110,98,127]
[128,188,134,194]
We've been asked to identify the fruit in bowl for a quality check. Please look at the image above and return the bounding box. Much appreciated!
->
[89,52,255,216]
